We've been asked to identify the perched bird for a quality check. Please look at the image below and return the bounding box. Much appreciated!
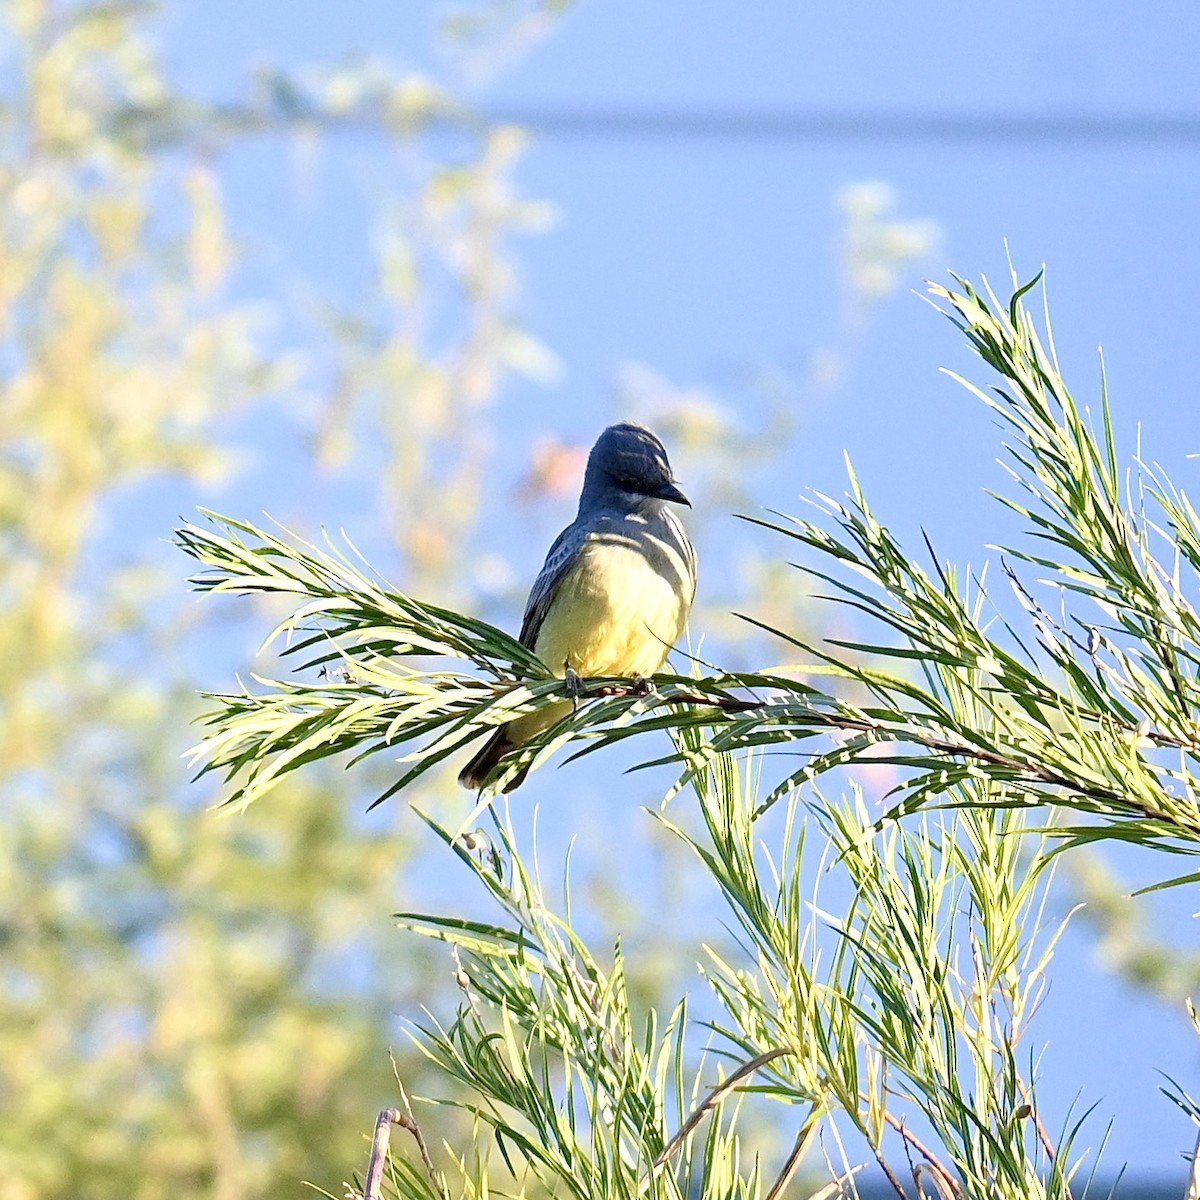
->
[459,422,697,792]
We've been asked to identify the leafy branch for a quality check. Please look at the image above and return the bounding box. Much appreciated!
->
[180,274,1200,871]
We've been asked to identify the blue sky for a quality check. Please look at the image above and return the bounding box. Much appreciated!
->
[160,0,1200,1180]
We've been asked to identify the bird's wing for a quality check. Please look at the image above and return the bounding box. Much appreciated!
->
[660,505,698,604]
[518,519,588,650]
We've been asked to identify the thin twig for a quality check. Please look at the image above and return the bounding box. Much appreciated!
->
[897,1119,920,1196]
[870,1143,911,1200]
[913,1163,959,1200]
[1016,1078,1072,1200]
[363,1109,400,1200]
[877,1109,963,1200]
[390,1057,449,1200]
[798,708,1172,827]
[579,679,763,712]
[804,1164,866,1200]
[820,1105,870,1200]
[651,1047,792,1171]
[395,1112,443,1194]
[765,1115,821,1200]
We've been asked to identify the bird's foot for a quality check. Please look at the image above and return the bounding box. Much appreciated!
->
[565,664,582,712]
[630,674,657,697]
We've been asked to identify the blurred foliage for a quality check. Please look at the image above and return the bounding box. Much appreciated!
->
[0,1,570,1196]
[1066,855,1200,999]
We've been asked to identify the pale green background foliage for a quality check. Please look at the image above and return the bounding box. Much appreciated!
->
[0,3,567,1195]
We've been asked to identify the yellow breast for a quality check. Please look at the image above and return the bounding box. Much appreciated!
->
[533,527,693,679]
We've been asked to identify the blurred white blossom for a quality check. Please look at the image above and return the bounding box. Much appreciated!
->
[837,180,942,305]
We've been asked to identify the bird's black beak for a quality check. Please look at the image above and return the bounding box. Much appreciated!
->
[654,480,691,507]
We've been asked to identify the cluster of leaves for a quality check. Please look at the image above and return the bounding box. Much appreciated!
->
[183,272,1200,1197]
[313,737,1082,1200]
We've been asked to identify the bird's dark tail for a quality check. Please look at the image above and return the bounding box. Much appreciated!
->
[458,726,532,793]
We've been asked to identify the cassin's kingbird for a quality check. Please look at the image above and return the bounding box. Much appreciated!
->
[459,422,697,792]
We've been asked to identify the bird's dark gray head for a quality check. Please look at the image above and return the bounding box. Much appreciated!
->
[580,421,690,512]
